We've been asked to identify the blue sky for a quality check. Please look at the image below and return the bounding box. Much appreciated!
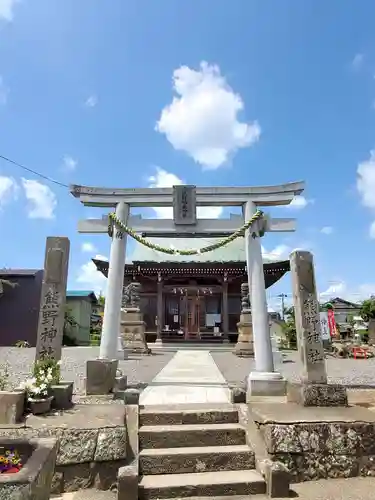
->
[0,0,375,311]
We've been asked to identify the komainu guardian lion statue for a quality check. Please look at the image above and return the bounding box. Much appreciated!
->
[121,282,141,309]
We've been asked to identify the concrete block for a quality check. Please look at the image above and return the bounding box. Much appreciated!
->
[85,359,118,395]
[124,388,140,405]
[287,382,348,407]
[117,459,138,500]
[263,459,290,498]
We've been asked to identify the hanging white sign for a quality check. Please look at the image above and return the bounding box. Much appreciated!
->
[319,311,331,341]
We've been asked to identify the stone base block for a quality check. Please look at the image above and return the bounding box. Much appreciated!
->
[230,386,246,403]
[50,382,73,410]
[114,375,128,392]
[85,359,118,396]
[233,341,254,357]
[124,388,140,405]
[263,459,290,498]
[118,459,138,500]
[246,372,286,398]
[113,376,128,401]
[0,389,25,423]
[287,382,348,407]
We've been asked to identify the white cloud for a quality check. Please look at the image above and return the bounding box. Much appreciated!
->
[356,150,375,236]
[148,167,222,219]
[85,95,98,108]
[62,155,77,172]
[287,196,313,210]
[321,226,333,235]
[0,175,18,208]
[0,0,19,21]
[21,178,57,219]
[81,242,97,253]
[156,62,260,169]
[319,281,375,303]
[262,244,290,262]
[357,150,375,209]
[77,254,108,294]
[0,76,8,104]
[351,53,364,71]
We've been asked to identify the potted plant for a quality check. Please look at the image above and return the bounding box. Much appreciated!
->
[33,356,73,410]
[20,360,56,415]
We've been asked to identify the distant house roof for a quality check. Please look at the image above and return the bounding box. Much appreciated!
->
[324,297,361,309]
[0,269,41,277]
[66,290,98,303]
[126,236,282,264]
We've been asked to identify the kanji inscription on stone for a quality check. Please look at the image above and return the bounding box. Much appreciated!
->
[290,250,327,384]
[173,185,197,225]
[35,237,70,362]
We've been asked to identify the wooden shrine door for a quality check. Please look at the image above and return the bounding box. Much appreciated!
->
[185,295,200,339]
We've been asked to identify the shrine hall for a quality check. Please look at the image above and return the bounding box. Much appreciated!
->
[93,236,289,344]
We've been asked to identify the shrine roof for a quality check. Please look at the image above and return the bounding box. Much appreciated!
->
[126,236,282,264]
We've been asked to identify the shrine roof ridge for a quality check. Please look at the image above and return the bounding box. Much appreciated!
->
[70,181,305,207]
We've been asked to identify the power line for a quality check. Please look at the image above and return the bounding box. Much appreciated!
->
[0,154,70,188]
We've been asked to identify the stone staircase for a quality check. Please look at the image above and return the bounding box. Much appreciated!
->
[138,405,267,499]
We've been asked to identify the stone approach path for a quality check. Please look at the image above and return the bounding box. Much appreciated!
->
[139,350,231,405]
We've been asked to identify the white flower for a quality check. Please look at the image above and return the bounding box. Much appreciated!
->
[57,360,62,366]
[39,383,47,391]
[46,373,53,381]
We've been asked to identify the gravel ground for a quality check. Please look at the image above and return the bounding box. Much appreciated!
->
[211,350,375,387]
[0,347,174,395]
[2,347,375,395]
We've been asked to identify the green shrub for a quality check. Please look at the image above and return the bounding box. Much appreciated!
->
[33,357,61,385]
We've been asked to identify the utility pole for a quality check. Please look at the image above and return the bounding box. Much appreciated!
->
[278,293,288,320]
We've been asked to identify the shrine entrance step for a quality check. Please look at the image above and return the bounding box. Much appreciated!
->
[137,405,266,499]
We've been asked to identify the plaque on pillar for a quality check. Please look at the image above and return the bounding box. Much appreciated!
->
[120,282,151,355]
[173,185,197,225]
[234,283,254,357]
[288,251,347,406]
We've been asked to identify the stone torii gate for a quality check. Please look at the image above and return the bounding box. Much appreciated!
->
[71,181,304,395]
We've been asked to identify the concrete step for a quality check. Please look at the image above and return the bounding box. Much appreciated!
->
[139,423,246,449]
[139,444,255,475]
[138,469,266,499]
[140,407,238,426]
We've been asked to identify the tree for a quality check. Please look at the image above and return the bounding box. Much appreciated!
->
[360,297,375,322]
[98,293,105,307]
[282,306,297,348]
[63,307,78,346]
[0,278,18,298]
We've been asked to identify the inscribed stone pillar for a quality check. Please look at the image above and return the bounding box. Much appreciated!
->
[35,237,70,361]
[288,250,348,406]
[289,250,327,384]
